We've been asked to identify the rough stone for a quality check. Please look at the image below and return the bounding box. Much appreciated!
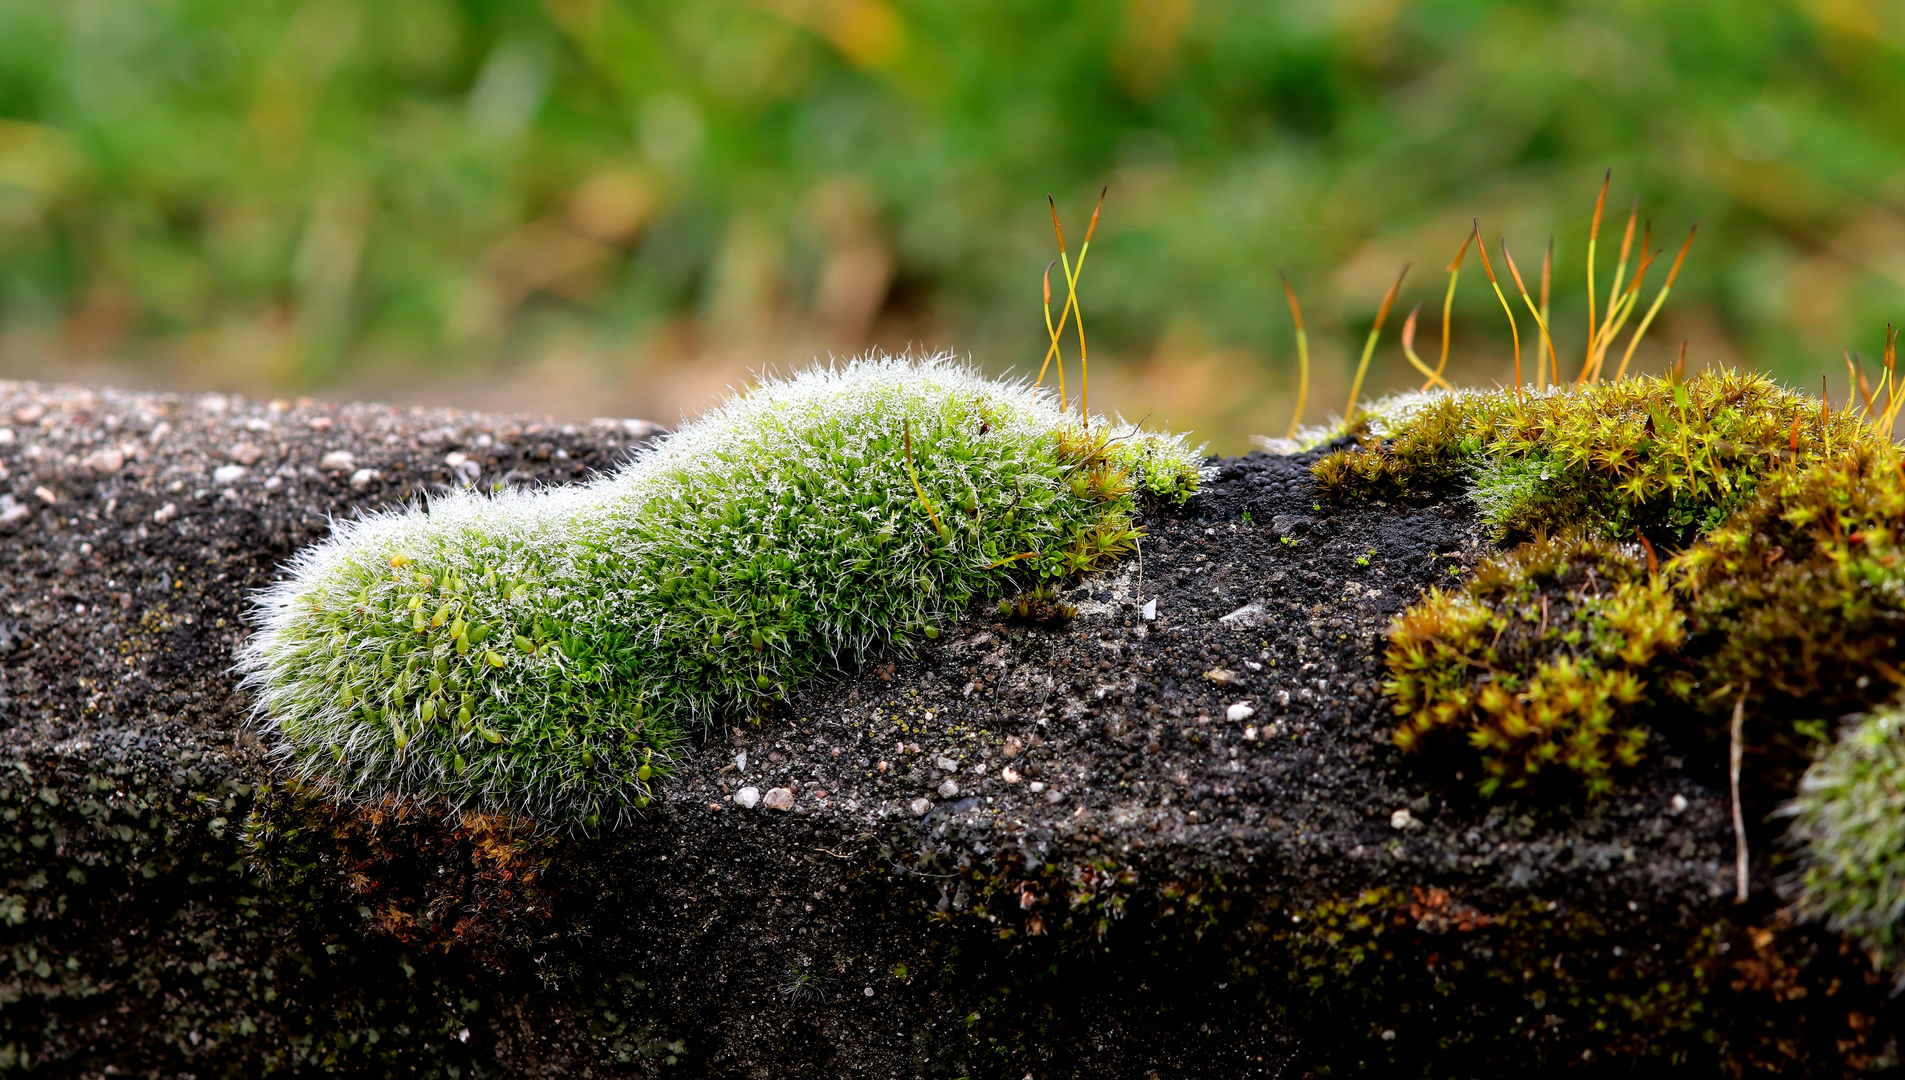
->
[0,383,1891,1078]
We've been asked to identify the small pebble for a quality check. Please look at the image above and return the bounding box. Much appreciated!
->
[863,986,874,997]
[1030,781,1045,793]
[319,450,356,471]
[228,442,264,465]
[876,760,889,773]
[763,787,795,811]
[1205,668,1241,685]
[0,495,28,528]
[1044,789,1064,804]
[734,751,747,772]
[349,468,380,489]
[1390,808,1417,830]
[1002,735,1023,757]
[212,464,247,485]
[33,486,57,504]
[937,779,959,798]
[1218,601,1269,629]
[0,427,14,444]
[934,755,958,772]
[1670,793,1689,814]
[909,797,933,817]
[1001,767,1020,784]
[1141,598,1157,621]
[153,502,178,524]
[733,786,761,809]
[82,448,124,474]
[1226,701,1255,722]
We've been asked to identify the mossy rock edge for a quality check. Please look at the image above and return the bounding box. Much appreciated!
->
[1,379,1897,1076]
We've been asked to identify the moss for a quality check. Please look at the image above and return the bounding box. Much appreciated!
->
[1334,369,1897,802]
[1386,537,1685,797]
[914,841,1896,1075]
[1785,702,1905,966]
[1310,392,1483,502]
[1668,441,1905,788]
[1331,366,1905,982]
[1315,370,1868,545]
[242,356,1200,828]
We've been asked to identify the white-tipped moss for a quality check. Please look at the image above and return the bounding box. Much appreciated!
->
[241,354,1201,828]
[1784,704,1905,962]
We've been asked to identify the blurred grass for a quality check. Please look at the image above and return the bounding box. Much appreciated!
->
[0,0,1903,451]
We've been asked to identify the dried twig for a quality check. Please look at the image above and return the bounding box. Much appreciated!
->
[1731,689,1749,904]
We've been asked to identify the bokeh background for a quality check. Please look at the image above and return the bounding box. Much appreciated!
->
[1,0,1903,452]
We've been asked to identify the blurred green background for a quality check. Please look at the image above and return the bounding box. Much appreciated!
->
[1,0,1903,451]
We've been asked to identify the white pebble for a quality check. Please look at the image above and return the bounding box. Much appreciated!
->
[1000,767,1020,784]
[909,797,933,817]
[1044,788,1064,804]
[153,502,178,524]
[319,450,356,471]
[733,786,761,809]
[1226,701,1255,722]
[763,787,795,811]
[349,468,380,489]
[212,464,248,485]
[1390,808,1417,830]
[734,751,747,772]
[228,442,264,465]
[0,428,13,445]
[81,448,124,474]
[1029,781,1045,793]
[1670,793,1689,814]
[1141,598,1157,621]
[934,755,958,771]
[937,779,960,799]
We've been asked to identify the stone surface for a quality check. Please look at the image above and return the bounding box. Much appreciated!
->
[0,380,1894,1078]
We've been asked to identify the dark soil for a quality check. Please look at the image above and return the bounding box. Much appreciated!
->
[1,382,1896,1078]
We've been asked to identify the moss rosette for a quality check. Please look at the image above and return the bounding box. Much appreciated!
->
[241,355,1201,827]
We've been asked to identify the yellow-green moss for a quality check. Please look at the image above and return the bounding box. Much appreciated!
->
[1386,537,1685,797]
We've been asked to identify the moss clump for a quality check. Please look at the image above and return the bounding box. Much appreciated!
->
[1669,441,1905,784]
[1387,537,1684,796]
[1309,392,1480,501]
[1335,369,1896,800]
[242,355,1200,827]
[1315,369,1866,544]
[1785,703,1905,964]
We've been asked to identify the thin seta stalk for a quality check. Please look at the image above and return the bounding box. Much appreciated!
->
[1344,263,1410,424]
[1612,223,1697,381]
[1427,229,1474,391]
[1585,206,1660,382]
[1038,261,1066,409]
[1581,171,1610,384]
[1879,326,1905,434]
[1538,236,1554,392]
[1500,240,1561,398]
[1473,221,1524,406]
[1400,302,1450,390]
[1045,189,1106,428]
[1279,271,1311,438]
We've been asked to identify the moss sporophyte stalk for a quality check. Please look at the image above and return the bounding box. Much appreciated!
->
[240,356,1201,828]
